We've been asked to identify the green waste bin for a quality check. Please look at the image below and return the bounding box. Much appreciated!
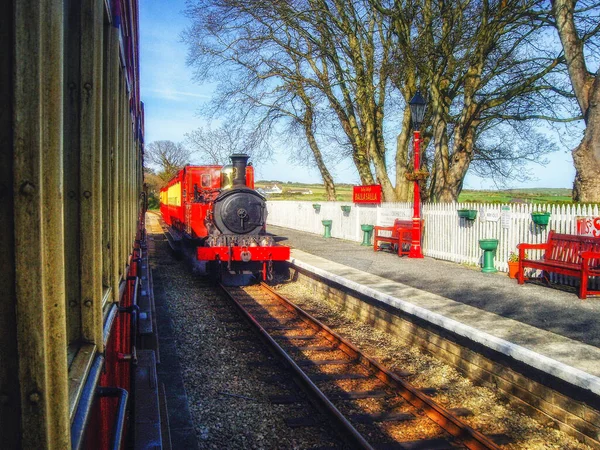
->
[322,220,332,238]
[361,224,374,246]
[479,239,499,273]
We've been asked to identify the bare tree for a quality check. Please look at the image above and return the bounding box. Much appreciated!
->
[185,123,272,166]
[184,0,568,202]
[145,140,191,181]
[143,167,166,207]
[372,0,570,201]
[184,0,346,199]
[551,0,600,201]
[184,0,398,199]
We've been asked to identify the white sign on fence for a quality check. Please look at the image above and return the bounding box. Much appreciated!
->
[377,208,410,226]
[501,206,511,229]
[484,209,501,222]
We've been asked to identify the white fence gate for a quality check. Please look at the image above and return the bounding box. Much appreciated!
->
[266,201,600,282]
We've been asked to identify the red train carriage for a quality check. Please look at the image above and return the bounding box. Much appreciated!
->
[160,154,290,281]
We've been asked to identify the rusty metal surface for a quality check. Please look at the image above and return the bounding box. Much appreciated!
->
[79,0,105,350]
[64,0,83,348]
[13,1,70,448]
[109,26,122,303]
[221,284,375,450]
[260,283,501,450]
[0,1,19,448]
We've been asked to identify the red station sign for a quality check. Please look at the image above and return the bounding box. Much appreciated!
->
[353,184,382,204]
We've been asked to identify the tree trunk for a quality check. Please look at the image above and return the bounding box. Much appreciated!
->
[304,124,337,201]
[299,95,338,201]
[394,110,412,201]
[572,105,600,201]
[571,76,600,201]
[552,0,599,201]
[430,121,474,202]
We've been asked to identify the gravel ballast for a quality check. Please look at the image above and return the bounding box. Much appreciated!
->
[150,236,344,449]
[273,277,592,450]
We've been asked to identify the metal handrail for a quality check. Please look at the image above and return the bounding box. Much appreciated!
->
[103,303,118,347]
[97,387,129,450]
[71,356,104,450]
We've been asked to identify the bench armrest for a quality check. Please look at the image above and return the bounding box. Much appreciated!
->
[517,242,546,261]
[374,226,395,232]
[581,251,600,260]
[516,243,546,250]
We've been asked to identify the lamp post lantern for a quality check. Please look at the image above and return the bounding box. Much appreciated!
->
[408,91,426,258]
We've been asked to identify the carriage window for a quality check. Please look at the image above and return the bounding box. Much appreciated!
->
[201,173,211,187]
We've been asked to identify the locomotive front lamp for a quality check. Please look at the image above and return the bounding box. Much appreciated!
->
[408,90,427,258]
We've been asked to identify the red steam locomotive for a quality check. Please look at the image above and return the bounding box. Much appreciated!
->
[160,154,290,281]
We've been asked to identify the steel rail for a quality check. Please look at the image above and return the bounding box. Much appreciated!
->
[219,283,375,450]
[259,282,501,450]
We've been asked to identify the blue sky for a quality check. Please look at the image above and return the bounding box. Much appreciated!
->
[140,1,576,189]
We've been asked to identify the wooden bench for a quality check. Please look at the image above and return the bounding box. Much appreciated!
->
[517,230,600,299]
[373,219,413,256]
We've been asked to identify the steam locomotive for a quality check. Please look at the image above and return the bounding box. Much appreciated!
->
[160,154,290,282]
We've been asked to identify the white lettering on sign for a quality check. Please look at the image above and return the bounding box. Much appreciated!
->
[484,210,501,222]
[576,216,600,237]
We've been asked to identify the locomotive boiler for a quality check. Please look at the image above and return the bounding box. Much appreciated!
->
[160,154,290,281]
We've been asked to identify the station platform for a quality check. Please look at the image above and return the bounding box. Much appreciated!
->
[268,225,600,396]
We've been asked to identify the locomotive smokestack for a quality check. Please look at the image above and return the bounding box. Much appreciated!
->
[230,153,249,187]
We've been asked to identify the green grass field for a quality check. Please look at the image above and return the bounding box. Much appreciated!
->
[256,182,575,204]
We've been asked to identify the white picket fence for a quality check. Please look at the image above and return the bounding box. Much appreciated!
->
[266,201,600,283]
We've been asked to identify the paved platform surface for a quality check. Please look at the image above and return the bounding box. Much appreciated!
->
[269,225,600,387]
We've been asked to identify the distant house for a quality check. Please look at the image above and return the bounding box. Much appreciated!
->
[261,184,283,194]
[286,188,313,195]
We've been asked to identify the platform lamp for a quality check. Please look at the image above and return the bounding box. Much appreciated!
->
[408,90,426,258]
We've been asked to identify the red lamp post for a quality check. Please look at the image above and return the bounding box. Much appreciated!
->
[408,91,426,258]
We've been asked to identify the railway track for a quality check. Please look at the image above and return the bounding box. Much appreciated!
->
[220,283,504,450]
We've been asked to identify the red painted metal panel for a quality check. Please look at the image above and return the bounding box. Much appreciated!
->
[197,245,290,261]
[245,165,254,189]
[197,246,229,260]
[190,203,208,239]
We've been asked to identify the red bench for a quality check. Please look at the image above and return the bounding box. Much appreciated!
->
[517,230,600,299]
[373,219,413,256]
